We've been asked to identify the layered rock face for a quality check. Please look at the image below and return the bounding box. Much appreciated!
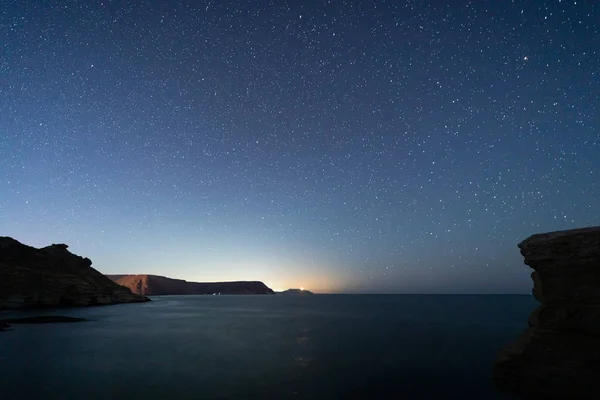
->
[494,226,600,397]
[107,274,275,296]
[0,237,149,309]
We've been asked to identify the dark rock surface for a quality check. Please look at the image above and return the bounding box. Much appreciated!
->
[0,237,149,309]
[494,226,600,398]
[107,274,275,296]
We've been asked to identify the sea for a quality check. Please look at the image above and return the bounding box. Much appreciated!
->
[0,294,536,400]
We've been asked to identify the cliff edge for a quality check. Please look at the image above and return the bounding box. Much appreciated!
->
[0,237,149,309]
[493,226,600,397]
[107,274,275,295]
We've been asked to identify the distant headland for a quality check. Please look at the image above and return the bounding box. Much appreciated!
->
[107,274,275,296]
[277,288,314,295]
[0,237,149,310]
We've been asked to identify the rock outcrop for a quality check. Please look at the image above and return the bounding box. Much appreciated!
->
[0,237,149,309]
[494,226,600,398]
[107,274,275,296]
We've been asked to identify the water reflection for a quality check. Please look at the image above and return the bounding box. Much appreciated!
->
[294,356,313,367]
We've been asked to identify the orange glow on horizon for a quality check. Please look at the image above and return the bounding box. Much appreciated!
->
[177,258,340,294]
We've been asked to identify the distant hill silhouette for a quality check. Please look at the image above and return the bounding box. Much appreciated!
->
[106,274,275,296]
[278,288,314,295]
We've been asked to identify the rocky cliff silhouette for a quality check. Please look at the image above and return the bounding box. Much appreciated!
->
[494,226,600,397]
[0,237,149,309]
[107,274,275,295]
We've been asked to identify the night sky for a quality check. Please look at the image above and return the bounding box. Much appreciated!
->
[1,1,599,293]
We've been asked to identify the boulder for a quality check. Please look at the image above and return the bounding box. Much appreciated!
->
[493,226,600,397]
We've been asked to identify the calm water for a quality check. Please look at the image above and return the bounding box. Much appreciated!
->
[0,294,535,399]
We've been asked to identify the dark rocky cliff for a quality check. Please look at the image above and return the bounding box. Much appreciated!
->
[493,226,600,397]
[107,274,275,295]
[0,237,149,309]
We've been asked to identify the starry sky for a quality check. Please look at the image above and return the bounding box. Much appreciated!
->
[1,0,599,294]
